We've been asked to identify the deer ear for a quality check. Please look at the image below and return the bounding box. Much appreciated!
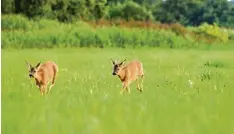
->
[25,61,32,69]
[35,62,41,68]
[119,59,127,66]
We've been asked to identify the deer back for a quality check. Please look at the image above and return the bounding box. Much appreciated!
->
[37,61,58,84]
[123,60,144,82]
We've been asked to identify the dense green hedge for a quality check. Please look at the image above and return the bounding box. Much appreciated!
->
[2,0,234,28]
[2,15,234,49]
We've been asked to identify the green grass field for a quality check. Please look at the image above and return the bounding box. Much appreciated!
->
[2,48,234,134]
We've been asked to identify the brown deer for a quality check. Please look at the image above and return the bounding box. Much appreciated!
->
[110,59,144,94]
[25,61,59,96]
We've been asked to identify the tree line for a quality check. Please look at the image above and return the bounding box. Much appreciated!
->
[2,0,234,28]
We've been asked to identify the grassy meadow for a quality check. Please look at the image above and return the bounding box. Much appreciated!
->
[2,48,234,134]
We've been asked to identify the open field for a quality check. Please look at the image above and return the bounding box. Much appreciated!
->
[2,48,234,134]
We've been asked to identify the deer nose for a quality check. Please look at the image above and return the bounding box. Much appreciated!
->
[112,72,116,75]
[29,74,33,78]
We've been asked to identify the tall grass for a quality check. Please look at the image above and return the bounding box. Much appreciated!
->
[2,48,234,134]
[2,15,234,49]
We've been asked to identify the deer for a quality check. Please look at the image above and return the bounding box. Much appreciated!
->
[110,59,144,95]
[25,61,59,96]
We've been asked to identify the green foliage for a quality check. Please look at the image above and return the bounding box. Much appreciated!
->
[227,29,234,40]
[195,23,229,43]
[204,61,225,68]
[108,1,153,21]
[121,1,153,21]
[1,0,15,13]
[153,0,204,25]
[1,14,34,30]
[2,15,234,49]
[108,3,124,20]
[92,0,108,20]
[1,0,234,28]
[20,0,49,17]
[153,0,234,28]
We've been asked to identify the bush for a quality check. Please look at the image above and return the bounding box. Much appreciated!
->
[1,15,233,49]
[108,1,153,21]
[1,15,33,30]
[108,3,124,20]
[195,23,229,43]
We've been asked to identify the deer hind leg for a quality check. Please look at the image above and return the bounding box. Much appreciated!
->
[48,78,55,94]
[137,75,144,92]
[136,78,141,92]
[48,65,58,94]
[140,75,144,91]
[48,73,57,94]
[48,85,54,94]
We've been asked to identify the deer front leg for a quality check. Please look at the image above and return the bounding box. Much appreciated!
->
[120,84,125,95]
[40,85,47,96]
[126,86,131,94]
[44,85,48,95]
[120,82,130,95]
[39,86,44,96]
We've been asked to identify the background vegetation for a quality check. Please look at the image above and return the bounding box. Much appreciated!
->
[2,14,234,49]
[2,0,234,49]
[1,0,234,48]
[2,0,234,28]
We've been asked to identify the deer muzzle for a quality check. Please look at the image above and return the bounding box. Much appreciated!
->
[29,74,33,78]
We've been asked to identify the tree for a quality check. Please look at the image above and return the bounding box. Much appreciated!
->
[20,0,49,18]
[93,0,108,20]
[202,0,234,27]
[2,0,15,13]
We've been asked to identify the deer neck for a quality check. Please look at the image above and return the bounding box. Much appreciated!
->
[118,68,127,81]
[34,72,43,83]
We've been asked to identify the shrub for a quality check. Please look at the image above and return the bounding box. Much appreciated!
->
[1,15,33,30]
[108,1,153,21]
[204,61,225,68]
[194,23,229,43]
[1,15,233,49]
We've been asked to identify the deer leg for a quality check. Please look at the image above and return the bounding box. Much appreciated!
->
[120,82,131,95]
[40,85,48,96]
[137,75,144,92]
[126,86,131,94]
[48,84,54,94]
[48,81,55,94]
[120,82,129,95]
[136,78,141,92]
[120,88,125,95]
[39,86,44,96]
[140,75,144,91]
[44,85,49,95]
[48,77,56,94]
